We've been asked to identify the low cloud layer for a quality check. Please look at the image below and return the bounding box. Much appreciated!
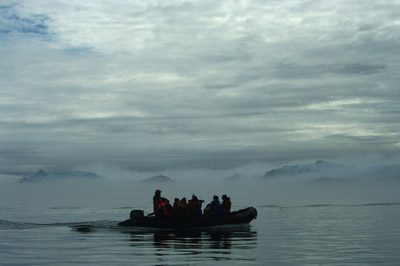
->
[1,0,400,176]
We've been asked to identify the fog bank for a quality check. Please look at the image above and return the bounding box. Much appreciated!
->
[1,176,399,214]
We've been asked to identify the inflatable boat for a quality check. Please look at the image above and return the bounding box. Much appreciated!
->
[118,207,257,229]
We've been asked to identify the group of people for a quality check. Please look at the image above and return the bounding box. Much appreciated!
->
[203,194,231,216]
[152,189,231,218]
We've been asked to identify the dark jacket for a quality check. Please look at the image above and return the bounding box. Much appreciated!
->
[222,198,231,213]
[188,198,203,216]
[207,199,227,216]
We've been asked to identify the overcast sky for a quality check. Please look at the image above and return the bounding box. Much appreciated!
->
[1,0,400,176]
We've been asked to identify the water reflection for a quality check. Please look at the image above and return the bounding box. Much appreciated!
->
[127,225,257,261]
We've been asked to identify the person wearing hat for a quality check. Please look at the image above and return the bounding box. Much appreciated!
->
[153,189,172,217]
[153,189,162,213]
[188,194,204,217]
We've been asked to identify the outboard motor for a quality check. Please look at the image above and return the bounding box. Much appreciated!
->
[130,210,145,219]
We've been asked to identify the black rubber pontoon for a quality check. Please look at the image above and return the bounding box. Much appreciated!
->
[118,207,257,229]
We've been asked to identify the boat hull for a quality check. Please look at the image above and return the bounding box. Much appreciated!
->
[118,207,257,229]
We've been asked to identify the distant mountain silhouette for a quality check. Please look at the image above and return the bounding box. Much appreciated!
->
[263,160,345,179]
[17,169,102,183]
[141,175,174,183]
[223,173,247,182]
[264,165,312,178]
[263,160,400,181]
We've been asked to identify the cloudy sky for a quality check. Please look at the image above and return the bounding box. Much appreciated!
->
[1,0,400,176]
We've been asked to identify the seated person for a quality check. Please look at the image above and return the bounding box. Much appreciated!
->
[203,204,211,215]
[188,194,204,217]
[222,194,231,213]
[206,195,227,216]
[174,197,189,216]
[172,198,180,215]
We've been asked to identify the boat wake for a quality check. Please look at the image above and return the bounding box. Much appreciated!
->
[0,219,119,231]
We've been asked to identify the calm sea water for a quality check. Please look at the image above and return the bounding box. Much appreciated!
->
[1,181,400,265]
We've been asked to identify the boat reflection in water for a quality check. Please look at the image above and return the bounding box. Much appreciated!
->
[126,225,258,262]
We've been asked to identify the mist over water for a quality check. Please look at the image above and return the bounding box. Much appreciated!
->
[2,168,399,212]
[1,167,400,265]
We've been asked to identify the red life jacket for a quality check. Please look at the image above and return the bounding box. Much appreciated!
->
[159,202,170,215]
[222,199,231,212]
